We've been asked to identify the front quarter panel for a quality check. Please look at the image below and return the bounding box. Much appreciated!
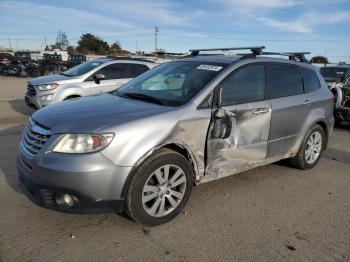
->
[100,106,211,179]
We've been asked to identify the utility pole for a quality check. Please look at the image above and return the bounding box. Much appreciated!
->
[44,36,47,49]
[154,26,159,54]
[8,38,11,50]
[135,39,138,54]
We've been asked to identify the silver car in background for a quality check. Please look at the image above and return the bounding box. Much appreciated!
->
[17,47,334,226]
[24,58,157,109]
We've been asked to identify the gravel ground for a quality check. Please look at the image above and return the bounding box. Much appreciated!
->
[0,76,349,262]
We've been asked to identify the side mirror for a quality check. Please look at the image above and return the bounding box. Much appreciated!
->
[94,74,105,84]
[214,108,226,119]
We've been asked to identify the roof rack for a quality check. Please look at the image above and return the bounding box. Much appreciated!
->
[155,51,186,56]
[237,51,310,63]
[261,52,310,63]
[189,46,265,56]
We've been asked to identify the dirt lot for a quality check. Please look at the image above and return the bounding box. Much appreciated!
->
[0,76,350,262]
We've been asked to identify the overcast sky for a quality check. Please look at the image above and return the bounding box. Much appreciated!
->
[0,0,350,62]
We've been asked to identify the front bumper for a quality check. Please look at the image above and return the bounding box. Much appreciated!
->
[17,143,133,213]
[25,89,57,109]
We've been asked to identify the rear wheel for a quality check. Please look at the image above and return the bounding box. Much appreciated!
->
[289,124,325,169]
[125,149,193,226]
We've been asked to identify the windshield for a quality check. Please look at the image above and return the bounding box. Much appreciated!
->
[320,67,349,79]
[116,61,226,106]
[63,60,103,77]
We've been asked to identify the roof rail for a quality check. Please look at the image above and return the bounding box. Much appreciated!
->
[189,46,265,56]
[105,56,155,63]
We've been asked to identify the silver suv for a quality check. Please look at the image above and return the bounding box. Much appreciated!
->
[24,58,157,109]
[17,47,334,226]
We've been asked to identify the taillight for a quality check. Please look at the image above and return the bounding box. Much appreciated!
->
[332,94,336,104]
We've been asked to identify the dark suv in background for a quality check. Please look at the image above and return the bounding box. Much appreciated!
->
[320,65,350,125]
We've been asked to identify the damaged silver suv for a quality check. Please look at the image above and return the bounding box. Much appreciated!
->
[17,47,334,226]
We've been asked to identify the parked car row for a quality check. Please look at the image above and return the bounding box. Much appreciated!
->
[17,46,335,226]
[0,51,86,78]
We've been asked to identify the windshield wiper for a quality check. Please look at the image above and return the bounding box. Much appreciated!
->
[122,92,165,105]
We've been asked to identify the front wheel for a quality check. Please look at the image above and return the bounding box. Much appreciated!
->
[125,149,193,226]
[289,124,325,169]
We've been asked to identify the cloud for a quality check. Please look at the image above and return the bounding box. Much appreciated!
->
[81,0,205,27]
[258,11,350,33]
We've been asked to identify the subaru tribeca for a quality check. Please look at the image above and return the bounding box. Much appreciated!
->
[17,47,334,226]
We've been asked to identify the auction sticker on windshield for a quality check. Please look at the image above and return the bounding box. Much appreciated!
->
[197,64,223,71]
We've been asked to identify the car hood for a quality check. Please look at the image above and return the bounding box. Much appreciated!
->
[32,94,174,133]
[29,74,80,85]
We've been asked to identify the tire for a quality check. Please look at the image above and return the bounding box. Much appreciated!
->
[289,124,325,170]
[125,149,193,226]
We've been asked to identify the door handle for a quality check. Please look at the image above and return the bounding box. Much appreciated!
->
[252,108,270,114]
[304,100,311,105]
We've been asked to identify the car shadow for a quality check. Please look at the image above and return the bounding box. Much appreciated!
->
[0,124,25,194]
[334,120,350,131]
[8,99,35,116]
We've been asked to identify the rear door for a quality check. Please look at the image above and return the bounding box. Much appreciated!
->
[266,63,309,156]
[207,63,272,176]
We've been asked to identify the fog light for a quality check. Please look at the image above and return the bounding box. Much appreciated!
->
[63,194,74,207]
[40,94,53,102]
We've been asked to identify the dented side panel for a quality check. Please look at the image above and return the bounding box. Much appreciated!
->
[206,100,272,180]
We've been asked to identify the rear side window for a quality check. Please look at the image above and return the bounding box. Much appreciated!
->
[219,64,265,106]
[266,64,303,99]
[301,67,320,92]
[96,63,149,79]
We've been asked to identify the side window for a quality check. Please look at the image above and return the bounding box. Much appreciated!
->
[123,63,149,78]
[219,64,265,106]
[300,67,320,93]
[266,64,303,99]
[95,63,149,79]
[95,64,123,80]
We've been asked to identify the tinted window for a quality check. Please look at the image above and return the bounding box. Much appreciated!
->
[320,67,349,79]
[219,64,265,106]
[64,60,103,77]
[96,63,149,79]
[125,64,149,77]
[266,64,303,99]
[301,67,320,92]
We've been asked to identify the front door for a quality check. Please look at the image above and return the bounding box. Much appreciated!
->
[206,63,272,179]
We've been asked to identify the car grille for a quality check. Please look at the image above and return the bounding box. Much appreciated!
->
[26,84,36,97]
[21,119,51,157]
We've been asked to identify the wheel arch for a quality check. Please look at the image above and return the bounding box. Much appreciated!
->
[120,143,199,199]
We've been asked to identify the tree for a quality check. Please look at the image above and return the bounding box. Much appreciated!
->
[52,30,69,50]
[311,56,329,64]
[66,45,76,55]
[110,40,122,53]
[77,33,109,55]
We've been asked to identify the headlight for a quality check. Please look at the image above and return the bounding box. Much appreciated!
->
[37,83,59,91]
[51,133,114,153]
